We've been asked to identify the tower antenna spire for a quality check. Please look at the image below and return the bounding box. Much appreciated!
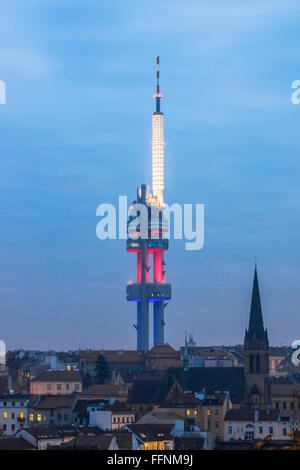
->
[154,56,162,113]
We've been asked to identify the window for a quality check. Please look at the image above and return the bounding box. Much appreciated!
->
[215,421,219,429]
[127,417,130,423]
[215,409,219,416]
[283,428,287,436]
[64,414,68,422]
[11,413,15,419]
[66,384,70,390]
[283,402,286,410]
[37,414,42,422]
[186,410,190,416]
[298,402,300,410]
[194,410,197,415]
[47,384,52,390]
[20,412,24,419]
[290,402,294,410]
[11,424,15,431]
[75,384,80,390]
[3,402,6,407]
[57,384,62,390]
[229,426,232,434]
[259,426,263,434]
[29,414,34,422]
[3,412,7,419]
[269,426,273,434]
[207,409,211,416]
[3,424,6,431]
[275,402,279,409]
[12,402,15,407]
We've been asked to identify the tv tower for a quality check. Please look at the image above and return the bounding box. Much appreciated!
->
[126,57,171,351]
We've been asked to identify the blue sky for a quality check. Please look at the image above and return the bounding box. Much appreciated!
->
[1,0,300,350]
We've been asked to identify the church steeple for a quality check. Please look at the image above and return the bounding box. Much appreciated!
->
[183,332,189,371]
[245,265,268,345]
[243,264,270,408]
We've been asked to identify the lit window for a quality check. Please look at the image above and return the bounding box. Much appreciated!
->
[30,414,34,422]
[37,414,42,422]
[207,409,211,416]
[3,412,7,419]
[20,412,24,419]
[186,410,190,416]
[194,410,197,415]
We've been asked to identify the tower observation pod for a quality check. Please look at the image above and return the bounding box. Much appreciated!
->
[126,57,172,351]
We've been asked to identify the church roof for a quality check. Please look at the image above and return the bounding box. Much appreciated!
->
[128,367,245,405]
[245,266,268,344]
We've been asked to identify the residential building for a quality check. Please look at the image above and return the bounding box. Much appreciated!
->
[224,408,291,441]
[28,394,78,426]
[73,398,134,430]
[30,370,82,395]
[0,394,31,436]
[16,424,77,450]
[124,423,174,450]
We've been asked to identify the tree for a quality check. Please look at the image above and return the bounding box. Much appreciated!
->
[94,354,110,384]
[82,372,93,389]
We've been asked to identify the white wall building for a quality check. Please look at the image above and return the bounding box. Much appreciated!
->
[0,394,31,436]
[224,408,291,441]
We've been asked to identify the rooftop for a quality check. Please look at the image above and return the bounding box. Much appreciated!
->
[31,370,82,383]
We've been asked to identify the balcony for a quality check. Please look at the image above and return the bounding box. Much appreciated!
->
[127,282,171,302]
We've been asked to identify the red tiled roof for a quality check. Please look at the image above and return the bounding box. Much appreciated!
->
[31,370,82,383]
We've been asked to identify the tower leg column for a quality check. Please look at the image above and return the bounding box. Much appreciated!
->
[139,239,149,351]
[154,301,164,345]
[153,250,164,345]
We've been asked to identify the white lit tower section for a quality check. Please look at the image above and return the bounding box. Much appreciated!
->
[152,56,165,207]
[151,56,168,346]
[126,57,171,351]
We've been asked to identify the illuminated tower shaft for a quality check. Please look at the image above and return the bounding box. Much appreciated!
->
[152,56,165,345]
[152,56,165,206]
